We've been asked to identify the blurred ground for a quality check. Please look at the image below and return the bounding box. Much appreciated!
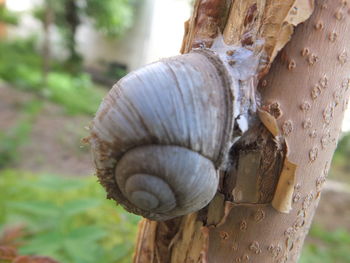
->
[0,84,94,176]
[313,189,350,232]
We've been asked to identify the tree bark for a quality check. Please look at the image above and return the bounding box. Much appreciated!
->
[42,1,53,86]
[133,0,350,262]
[63,0,81,72]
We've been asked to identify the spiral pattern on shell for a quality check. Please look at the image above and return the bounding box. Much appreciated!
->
[90,50,234,220]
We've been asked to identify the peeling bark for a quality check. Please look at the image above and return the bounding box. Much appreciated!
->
[133,0,350,262]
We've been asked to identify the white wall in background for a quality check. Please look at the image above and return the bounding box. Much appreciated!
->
[77,0,191,70]
[6,0,40,11]
[145,0,191,64]
[76,0,155,71]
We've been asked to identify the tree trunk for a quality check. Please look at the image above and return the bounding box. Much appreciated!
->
[133,0,350,262]
[42,1,53,86]
[63,0,81,72]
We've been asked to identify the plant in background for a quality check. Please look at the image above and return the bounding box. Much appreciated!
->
[333,132,350,168]
[0,0,133,116]
[0,101,42,169]
[84,0,135,37]
[0,37,104,115]
[33,0,137,71]
[0,38,42,91]
[0,170,140,263]
[300,225,350,263]
[0,225,59,263]
[45,72,104,115]
[0,3,18,25]
[0,0,132,115]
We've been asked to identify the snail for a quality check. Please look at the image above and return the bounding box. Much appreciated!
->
[90,44,260,221]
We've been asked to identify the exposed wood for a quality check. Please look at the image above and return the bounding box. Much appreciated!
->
[181,0,231,53]
[258,108,280,136]
[182,0,315,74]
[133,219,157,263]
[272,159,297,213]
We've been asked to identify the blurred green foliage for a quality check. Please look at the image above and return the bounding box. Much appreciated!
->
[329,132,350,182]
[0,101,42,168]
[0,0,134,114]
[333,132,350,165]
[34,0,135,38]
[0,170,140,263]
[45,72,104,115]
[0,38,104,115]
[300,225,350,263]
[0,37,41,89]
[0,4,18,25]
[33,0,137,68]
[84,0,135,37]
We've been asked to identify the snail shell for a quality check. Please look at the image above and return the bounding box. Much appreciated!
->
[90,51,234,221]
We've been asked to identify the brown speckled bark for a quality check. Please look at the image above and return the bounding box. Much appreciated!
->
[133,0,350,262]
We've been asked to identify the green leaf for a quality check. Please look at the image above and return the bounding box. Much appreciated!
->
[0,170,140,262]
[19,230,63,255]
[7,201,59,217]
[112,243,134,261]
[63,239,100,263]
[35,175,86,191]
[61,199,102,217]
[66,226,107,243]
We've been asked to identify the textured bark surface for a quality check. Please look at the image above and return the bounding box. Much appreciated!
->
[133,0,350,262]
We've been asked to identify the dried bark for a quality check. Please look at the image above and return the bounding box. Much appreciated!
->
[133,0,350,262]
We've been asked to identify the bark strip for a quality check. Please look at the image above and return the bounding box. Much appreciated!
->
[272,159,297,213]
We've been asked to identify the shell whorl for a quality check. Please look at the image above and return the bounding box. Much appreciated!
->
[90,51,234,220]
[116,145,218,220]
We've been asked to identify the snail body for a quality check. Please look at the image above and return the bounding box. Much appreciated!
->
[91,50,238,220]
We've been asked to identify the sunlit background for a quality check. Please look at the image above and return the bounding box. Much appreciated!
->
[0,0,349,262]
